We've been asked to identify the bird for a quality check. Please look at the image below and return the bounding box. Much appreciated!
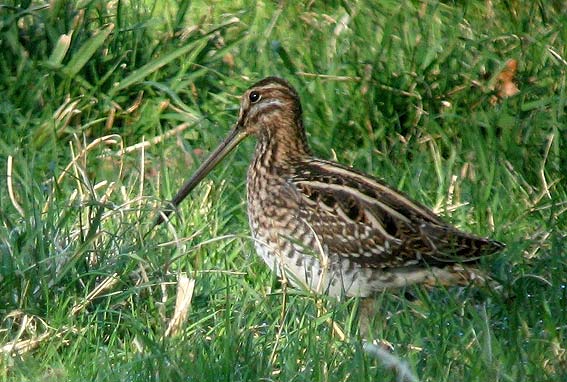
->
[155,76,504,308]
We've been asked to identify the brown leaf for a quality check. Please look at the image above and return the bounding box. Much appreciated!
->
[222,53,235,68]
[496,59,520,98]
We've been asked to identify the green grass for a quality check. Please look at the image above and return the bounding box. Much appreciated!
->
[1,0,566,381]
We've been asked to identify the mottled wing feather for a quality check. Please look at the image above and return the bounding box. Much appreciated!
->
[288,159,503,269]
[292,180,405,267]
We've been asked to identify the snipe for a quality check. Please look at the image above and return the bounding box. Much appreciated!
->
[156,77,504,298]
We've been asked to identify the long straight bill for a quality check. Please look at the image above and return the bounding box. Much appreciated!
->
[154,126,247,226]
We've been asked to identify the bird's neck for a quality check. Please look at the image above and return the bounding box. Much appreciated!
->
[252,123,311,172]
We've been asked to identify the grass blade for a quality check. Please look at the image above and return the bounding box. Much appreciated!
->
[110,39,208,95]
[63,24,114,77]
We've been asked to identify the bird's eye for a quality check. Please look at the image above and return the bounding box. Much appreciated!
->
[249,91,261,103]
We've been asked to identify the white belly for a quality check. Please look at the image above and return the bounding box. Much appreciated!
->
[251,234,377,298]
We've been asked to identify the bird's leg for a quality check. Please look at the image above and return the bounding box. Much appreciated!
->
[358,297,394,350]
[358,297,375,341]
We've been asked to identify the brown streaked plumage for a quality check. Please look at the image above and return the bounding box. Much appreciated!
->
[155,77,504,298]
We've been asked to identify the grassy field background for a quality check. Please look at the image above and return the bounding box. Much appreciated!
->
[1,1,566,381]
